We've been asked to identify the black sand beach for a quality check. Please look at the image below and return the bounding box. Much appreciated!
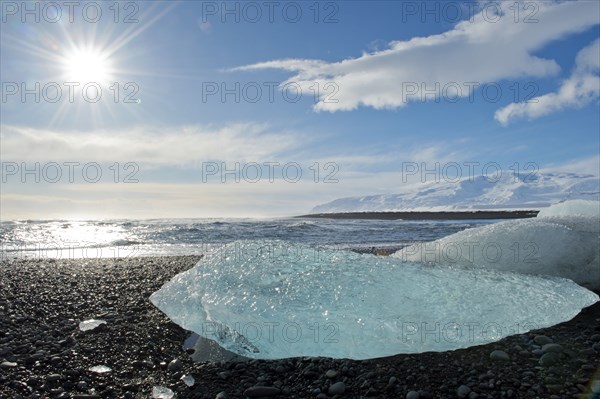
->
[1,256,598,399]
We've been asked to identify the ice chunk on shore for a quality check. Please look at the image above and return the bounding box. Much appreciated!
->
[150,240,598,360]
[537,199,599,218]
[181,374,195,387]
[152,386,174,399]
[393,200,600,290]
[89,365,112,373]
[79,319,107,331]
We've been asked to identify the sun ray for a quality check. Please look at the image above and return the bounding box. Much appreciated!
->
[1,2,178,129]
[106,2,178,57]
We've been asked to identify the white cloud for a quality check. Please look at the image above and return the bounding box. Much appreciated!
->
[542,154,600,176]
[0,123,304,165]
[232,1,599,113]
[495,39,600,125]
[0,180,348,219]
[0,131,483,219]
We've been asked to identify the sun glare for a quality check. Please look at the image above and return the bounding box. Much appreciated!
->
[62,48,113,85]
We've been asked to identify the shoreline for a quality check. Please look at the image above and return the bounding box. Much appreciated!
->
[1,256,598,398]
[296,210,540,220]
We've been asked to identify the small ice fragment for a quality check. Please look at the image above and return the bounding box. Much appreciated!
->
[181,374,195,387]
[152,386,175,399]
[89,365,112,373]
[79,319,106,331]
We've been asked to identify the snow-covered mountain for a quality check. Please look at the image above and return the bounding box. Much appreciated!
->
[311,172,600,213]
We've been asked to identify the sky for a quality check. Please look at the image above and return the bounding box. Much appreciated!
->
[1,0,599,219]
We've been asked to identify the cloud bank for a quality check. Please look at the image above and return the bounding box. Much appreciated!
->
[0,123,302,165]
[233,1,599,120]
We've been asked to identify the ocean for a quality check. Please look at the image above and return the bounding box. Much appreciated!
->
[0,218,496,260]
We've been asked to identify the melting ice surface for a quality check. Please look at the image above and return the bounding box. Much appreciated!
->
[79,319,107,332]
[152,386,174,399]
[150,201,599,360]
[393,199,600,291]
[89,365,112,374]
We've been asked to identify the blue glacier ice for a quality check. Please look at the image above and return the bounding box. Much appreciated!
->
[393,200,600,291]
[150,201,599,360]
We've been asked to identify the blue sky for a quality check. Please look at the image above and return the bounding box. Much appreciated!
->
[1,0,599,219]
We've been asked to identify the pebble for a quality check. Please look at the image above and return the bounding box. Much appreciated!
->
[542,343,564,353]
[457,385,471,398]
[28,353,45,362]
[532,349,544,356]
[167,359,183,372]
[46,374,62,382]
[244,386,281,397]
[534,335,553,345]
[539,352,561,366]
[490,350,510,361]
[325,369,338,379]
[564,348,578,358]
[328,381,346,395]
[590,334,600,342]
[546,384,563,393]
[215,392,227,399]
[27,377,41,387]
[0,361,17,368]
[132,360,153,369]
[406,391,420,399]
[218,371,230,380]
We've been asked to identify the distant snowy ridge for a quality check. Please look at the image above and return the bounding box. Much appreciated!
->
[312,172,600,213]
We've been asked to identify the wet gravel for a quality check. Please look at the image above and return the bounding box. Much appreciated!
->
[1,256,599,398]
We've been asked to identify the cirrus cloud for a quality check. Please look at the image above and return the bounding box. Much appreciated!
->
[0,123,305,165]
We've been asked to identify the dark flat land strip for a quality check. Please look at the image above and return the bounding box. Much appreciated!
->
[297,210,540,220]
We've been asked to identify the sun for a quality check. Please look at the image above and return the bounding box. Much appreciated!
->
[62,47,113,85]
